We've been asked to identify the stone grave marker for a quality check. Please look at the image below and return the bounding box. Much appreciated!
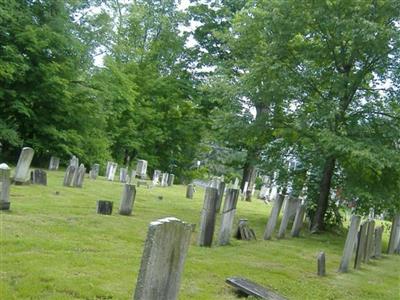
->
[90,164,100,179]
[264,193,284,240]
[339,215,361,273]
[120,167,128,183]
[133,217,192,300]
[136,159,148,179]
[63,165,76,187]
[0,163,11,210]
[14,147,34,184]
[73,164,86,188]
[152,170,161,185]
[198,186,219,247]
[161,172,168,187]
[235,219,256,241]
[218,188,239,246]
[364,220,375,262]
[388,213,400,255]
[354,221,368,269]
[373,226,383,258]
[317,252,326,276]
[277,196,298,239]
[107,163,117,181]
[96,200,113,215]
[291,203,306,237]
[105,161,112,177]
[167,173,175,186]
[30,169,47,185]
[186,184,195,199]
[226,277,287,300]
[119,184,136,215]
[216,181,226,213]
[70,155,79,168]
[48,156,60,170]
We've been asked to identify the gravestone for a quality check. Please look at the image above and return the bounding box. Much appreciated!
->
[105,161,112,177]
[14,147,34,184]
[339,215,361,272]
[120,167,128,183]
[291,203,306,237]
[364,220,375,262]
[242,181,249,198]
[235,219,256,241]
[259,185,270,200]
[388,213,400,254]
[133,217,193,300]
[226,277,287,300]
[90,164,100,179]
[354,221,368,269]
[107,163,117,181]
[96,200,113,215]
[48,156,60,170]
[0,163,11,210]
[186,184,195,199]
[152,170,161,185]
[277,196,298,239]
[198,186,219,247]
[233,178,239,189]
[218,188,239,246]
[63,165,76,187]
[317,252,326,276]
[167,173,175,186]
[119,184,136,215]
[216,181,226,213]
[73,164,86,188]
[70,155,79,167]
[374,226,383,258]
[161,173,169,187]
[30,169,47,185]
[136,159,148,179]
[264,193,284,240]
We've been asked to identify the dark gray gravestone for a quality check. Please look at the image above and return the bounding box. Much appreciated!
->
[167,173,175,186]
[218,188,239,245]
[186,184,195,199]
[96,200,113,215]
[374,226,383,258]
[364,220,375,262]
[226,277,287,300]
[198,186,219,247]
[339,215,361,273]
[30,169,47,185]
[215,181,226,212]
[48,156,60,170]
[291,203,306,237]
[264,193,284,240]
[14,147,34,184]
[119,184,136,216]
[388,213,400,255]
[133,217,193,300]
[354,221,368,269]
[0,163,11,210]
[317,252,326,276]
[63,165,76,187]
[90,163,100,179]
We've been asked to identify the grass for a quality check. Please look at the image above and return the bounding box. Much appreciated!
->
[1,170,399,299]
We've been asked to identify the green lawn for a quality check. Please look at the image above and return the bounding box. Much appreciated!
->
[1,170,399,299]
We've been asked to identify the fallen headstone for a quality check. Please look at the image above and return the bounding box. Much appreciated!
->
[235,219,256,241]
[226,277,287,300]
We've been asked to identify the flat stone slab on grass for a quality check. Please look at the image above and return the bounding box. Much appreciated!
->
[226,277,287,300]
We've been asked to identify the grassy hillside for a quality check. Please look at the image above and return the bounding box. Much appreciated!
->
[1,170,399,299]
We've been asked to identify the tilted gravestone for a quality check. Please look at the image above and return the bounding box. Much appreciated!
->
[198,186,219,247]
[63,165,76,187]
[218,188,239,246]
[133,217,193,300]
[291,203,306,237]
[167,173,175,186]
[226,277,287,300]
[48,156,60,170]
[96,200,113,215]
[388,213,400,255]
[364,220,375,263]
[73,164,86,188]
[90,163,100,179]
[339,215,361,273]
[354,221,368,269]
[105,161,112,177]
[277,196,299,239]
[215,181,226,213]
[374,226,383,258]
[14,147,34,184]
[264,193,284,240]
[186,184,195,199]
[107,163,118,181]
[30,169,47,185]
[0,163,11,210]
[119,184,136,216]
[120,167,128,183]
[317,252,326,276]
[136,159,148,179]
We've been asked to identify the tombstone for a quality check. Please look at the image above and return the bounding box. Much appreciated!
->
[63,165,76,187]
[161,173,169,187]
[0,163,11,210]
[136,159,148,179]
[218,188,239,246]
[152,170,161,185]
[264,193,284,240]
[235,219,256,241]
[198,186,219,247]
[107,163,117,181]
[120,167,128,183]
[364,220,375,262]
[96,200,113,215]
[105,161,112,177]
[215,181,226,213]
[374,226,383,258]
[277,196,298,239]
[48,156,60,170]
[90,164,100,179]
[226,277,287,300]
[259,185,269,200]
[317,252,326,276]
[167,173,175,186]
[73,164,86,188]
[133,217,193,300]
[291,203,306,237]
[388,213,400,255]
[186,184,195,199]
[14,147,34,184]
[233,178,239,189]
[338,215,361,273]
[251,184,256,196]
[242,181,249,197]
[70,155,79,168]
[354,221,368,269]
[30,169,47,185]
[119,184,136,216]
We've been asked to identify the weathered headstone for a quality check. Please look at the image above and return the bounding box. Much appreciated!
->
[291,203,306,237]
[354,221,368,269]
[161,172,168,187]
[96,200,113,215]
[120,167,128,183]
[105,161,112,177]
[0,163,11,210]
[152,170,161,185]
[90,163,100,179]
[167,173,175,186]
[136,159,148,179]
[70,155,79,168]
[63,165,76,187]
[133,217,193,300]
[14,147,34,184]
[107,163,117,181]
[198,186,219,247]
[119,184,136,216]
[264,193,284,240]
[338,215,361,272]
[226,277,287,300]
[218,188,239,246]
[388,213,400,255]
[73,164,86,188]
[277,196,298,239]
[48,156,60,170]
[242,181,249,198]
[374,226,383,258]
[186,184,195,199]
[216,181,226,212]
[364,220,375,262]
[235,219,256,241]
[317,252,326,276]
[30,169,47,185]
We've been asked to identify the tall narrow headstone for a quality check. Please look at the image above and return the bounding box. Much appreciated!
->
[119,184,136,215]
[107,163,117,181]
[90,163,100,179]
[216,181,226,213]
[354,221,368,269]
[364,220,375,262]
[136,159,148,179]
[242,181,249,197]
[63,165,76,187]
[186,184,194,199]
[264,193,284,240]
[291,203,306,237]
[198,186,219,247]
[161,173,168,187]
[48,156,60,170]
[374,226,383,258]
[388,213,400,255]
[218,188,239,246]
[0,163,11,210]
[74,164,86,188]
[105,161,112,177]
[277,196,298,239]
[133,217,193,300]
[167,173,175,186]
[30,169,47,185]
[339,215,361,272]
[14,147,34,184]
[317,252,326,276]
[120,167,128,183]
[152,170,161,185]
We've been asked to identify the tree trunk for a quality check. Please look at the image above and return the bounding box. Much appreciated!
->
[311,156,336,233]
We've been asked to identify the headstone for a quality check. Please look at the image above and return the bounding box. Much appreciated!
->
[167,173,175,186]
[317,252,326,276]
[105,161,112,177]
[0,163,11,210]
[107,163,117,181]
[216,181,226,213]
[226,277,287,300]
[198,186,219,247]
[133,217,193,300]
[186,184,195,199]
[242,181,249,196]
[130,169,137,180]
[152,170,161,185]
[70,155,79,167]
[277,196,298,239]
[96,200,113,215]
[233,178,239,189]
[63,165,76,187]
[73,164,86,188]
[291,203,306,237]
[338,215,361,272]
[245,189,252,202]
[354,221,368,269]
[364,220,375,262]
[30,169,47,185]
[388,213,400,254]
[235,219,256,241]
[161,173,168,187]
[136,159,148,179]
[14,147,34,184]
[48,156,60,170]
[259,185,269,200]
[90,163,100,179]
[119,184,136,216]
[374,226,383,258]
[218,188,239,246]
[264,193,284,240]
[120,167,128,183]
